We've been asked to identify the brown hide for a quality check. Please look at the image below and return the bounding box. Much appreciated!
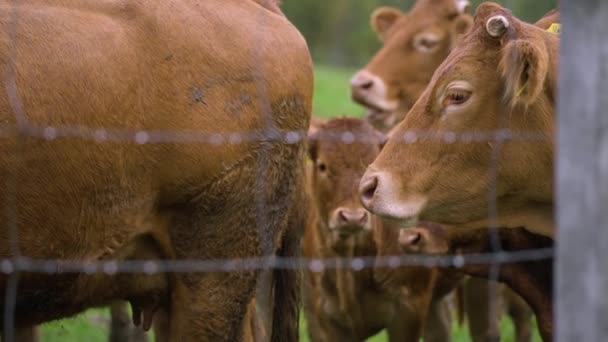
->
[0,1,312,341]
[360,2,558,239]
[302,118,454,341]
[358,4,559,341]
[352,0,473,132]
[399,225,553,341]
[372,217,463,342]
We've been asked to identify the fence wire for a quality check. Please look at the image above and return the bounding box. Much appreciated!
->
[1,0,556,341]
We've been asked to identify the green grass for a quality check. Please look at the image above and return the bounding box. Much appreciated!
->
[42,309,109,342]
[312,64,366,118]
[40,65,542,341]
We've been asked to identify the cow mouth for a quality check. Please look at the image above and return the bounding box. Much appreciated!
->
[332,225,365,238]
[353,93,397,114]
[362,108,394,133]
[365,108,392,121]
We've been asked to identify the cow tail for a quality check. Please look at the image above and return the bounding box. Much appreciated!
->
[270,202,304,342]
[455,280,466,326]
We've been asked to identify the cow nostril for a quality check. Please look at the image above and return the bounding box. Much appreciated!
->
[408,232,421,246]
[399,231,422,250]
[360,176,378,203]
[360,80,374,90]
[359,211,368,223]
[338,210,348,223]
[338,210,368,224]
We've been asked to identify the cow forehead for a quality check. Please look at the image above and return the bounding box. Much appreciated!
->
[389,11,450,38]
[317,141,379,166]
[430,20,503,76]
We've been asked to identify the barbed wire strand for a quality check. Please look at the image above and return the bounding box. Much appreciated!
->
[0,1,557,340]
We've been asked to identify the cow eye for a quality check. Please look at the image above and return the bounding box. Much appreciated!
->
[441,82,473,112]
[443,89,471,106]
[317,162,327,173]
[413,33,440,53]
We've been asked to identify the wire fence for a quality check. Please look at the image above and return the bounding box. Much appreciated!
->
[0,0,560,341]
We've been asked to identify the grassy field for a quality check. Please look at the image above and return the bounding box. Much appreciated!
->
[38,64,541,341]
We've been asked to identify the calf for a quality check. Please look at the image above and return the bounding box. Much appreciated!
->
[302,118,455,341]
[399,225,553,341]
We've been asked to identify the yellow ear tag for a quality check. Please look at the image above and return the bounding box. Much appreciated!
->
[515,82,528,97]
[546,23,561,35]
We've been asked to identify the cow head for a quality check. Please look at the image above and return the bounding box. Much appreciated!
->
[351,0,473,133]
[307,118,385,248]
[359,2,558,232]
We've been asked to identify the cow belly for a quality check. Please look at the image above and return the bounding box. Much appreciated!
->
[0,138,160,260]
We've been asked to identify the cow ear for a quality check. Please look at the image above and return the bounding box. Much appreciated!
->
[307,129,320,161]
[454,0,470,14]
[500,39,549,106]
[453,15,472,35]
[451,15,472,48]
[375,131,388,150]
[371,7,402,40]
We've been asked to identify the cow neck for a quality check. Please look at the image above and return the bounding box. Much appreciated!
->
[316,225,373,331]
[450,203,554,239]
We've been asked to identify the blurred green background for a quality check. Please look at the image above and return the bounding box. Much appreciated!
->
[282,0,557,68]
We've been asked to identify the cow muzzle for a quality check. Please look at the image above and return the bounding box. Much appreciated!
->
[398,224,449,255]
[359,169,427,228]
[329,207,371,236]
[350,70,398,113]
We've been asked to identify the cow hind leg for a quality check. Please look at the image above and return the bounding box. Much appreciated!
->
[386,301,424,342]
[109,301,141,342]
[165,165,303,340]
[464,278,502,342]
[423,296,453,342]
[503,287,533,342]
[107,301,149,342]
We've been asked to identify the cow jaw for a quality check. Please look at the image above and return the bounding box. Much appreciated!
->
[450,207,555,239]
[364,109,398,133]
[351,70,399,114]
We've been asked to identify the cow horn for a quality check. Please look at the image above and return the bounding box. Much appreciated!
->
[486,15,509,38]
[454,0,470,14]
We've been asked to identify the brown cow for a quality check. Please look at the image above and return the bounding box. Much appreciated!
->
[354,1,553,340]
[372,213,463,342]
[0,1,312,341]
[458,4,559,337]
[360,2,558,239]
[351,0,473,133]
[302,117,456,341]
[398,225,553,342]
